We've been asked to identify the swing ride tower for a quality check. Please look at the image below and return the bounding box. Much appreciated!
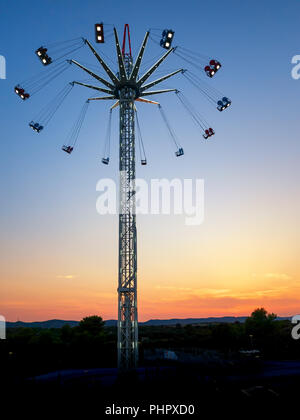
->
[72,25,182,370]
[15,23,232,372]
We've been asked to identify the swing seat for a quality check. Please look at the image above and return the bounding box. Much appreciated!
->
[217,97,231,111]
[204,60,221,77]
[217,100,226,111]
[141,159,147,165]
[175,148,184,157]
[35,46,52,66]
[41,56,52,65]
[210,59,222,71]
[62,145,73,154]
[15,86,30,100]
[222,97,231,107]
[160,29,174,49]
[29,121,43,133]
[36,47,47,57]
[203,130,210,139]
[204,66,215,78]
[102,157,109,165]
[203,128,215,139]
[204,59,221,77]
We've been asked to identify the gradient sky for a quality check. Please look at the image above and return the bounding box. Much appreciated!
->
[0,0,299,321]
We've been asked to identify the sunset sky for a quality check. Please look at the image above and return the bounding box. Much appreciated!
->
[0,0,299,321]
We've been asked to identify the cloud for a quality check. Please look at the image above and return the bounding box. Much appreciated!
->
[156,285,193,291]
[56,275,76,280]
[264,273,292,281]
[156,285,231,297]
[153,283,298,305]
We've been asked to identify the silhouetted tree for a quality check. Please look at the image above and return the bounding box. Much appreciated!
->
[78,315,105,336]
[247,308,276,324]
[245,308,277,349]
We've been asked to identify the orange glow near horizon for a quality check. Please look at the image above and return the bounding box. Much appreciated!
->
[2,281,299,322]
[1,199,300,322]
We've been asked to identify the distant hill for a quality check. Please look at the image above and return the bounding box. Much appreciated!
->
[142,317,249,326]
[6,316,291,329]
[6,319,79,329]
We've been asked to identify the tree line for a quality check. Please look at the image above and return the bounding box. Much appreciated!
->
[1,309,299,380]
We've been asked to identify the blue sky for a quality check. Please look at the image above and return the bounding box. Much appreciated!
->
[0,0,299,321]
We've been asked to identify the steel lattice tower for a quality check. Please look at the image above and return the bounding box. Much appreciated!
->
[118,55,138,369]
[65,25,182,370]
